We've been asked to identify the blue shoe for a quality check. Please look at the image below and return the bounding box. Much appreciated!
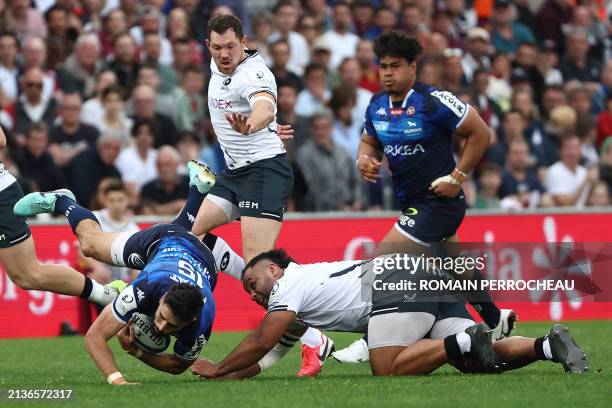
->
[13,189,75,217]
[187,160,216,194]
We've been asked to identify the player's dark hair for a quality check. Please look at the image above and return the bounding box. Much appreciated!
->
[241,249,295,279]
[165,283,204,323]
[207,15,244,40]
[374,31,423,64]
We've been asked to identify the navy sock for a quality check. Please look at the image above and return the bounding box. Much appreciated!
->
[172,186,206,230]
[534,336,548,361]
[444,335,463,361]
[465,269,501,328]
[80,277,93,299]
[54,196,100,233]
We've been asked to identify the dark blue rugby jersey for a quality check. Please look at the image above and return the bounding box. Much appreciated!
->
[112,236,216,360]
[364,82,469,205]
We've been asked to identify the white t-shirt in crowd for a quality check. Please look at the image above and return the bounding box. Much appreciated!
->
[544,161,589,207]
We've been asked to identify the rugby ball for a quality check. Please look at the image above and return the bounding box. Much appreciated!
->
[131,313,171,354]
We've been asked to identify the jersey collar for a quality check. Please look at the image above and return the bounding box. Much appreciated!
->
[388,88,415,109]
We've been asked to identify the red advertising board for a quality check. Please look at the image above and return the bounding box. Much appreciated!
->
[1,212,611,338]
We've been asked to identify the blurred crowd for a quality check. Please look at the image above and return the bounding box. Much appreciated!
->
[1,0,612,216]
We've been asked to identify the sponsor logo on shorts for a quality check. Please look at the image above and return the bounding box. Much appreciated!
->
[384,143,425,157]
[0,233,5,241]
[128,253,145,268]
[121,294,133,303]
[405,208,418,216]
[220,252,230,271]
[137,288,145,302]
[239,201,259,209]
[398,214,417,228]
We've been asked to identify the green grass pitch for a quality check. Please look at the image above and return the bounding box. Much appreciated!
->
[0,321,610,408]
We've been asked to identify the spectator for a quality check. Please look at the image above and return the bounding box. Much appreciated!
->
[330,84,360,160]
[129,62,175,119]
[86,179,140,283]
[44,5,72,70]
[99,8,127,58]
[170,37,196,79]
[537,41,564,86]
[65,133,122,205]
[514,0,535,29]
[401,3,425,36]
[567,85,593,118]
[540,84,567,119]
[356,39,379,93]
[131,84,177,147]
[56,33,105,98]
[418,60,443,88]
[0,31,19,103]
[490,0,535,54]
[269,39,303,91]
[80,69,118,126]
[176,130,203,174]
[310,37,340,89]
[269,0,309,75]
[14,122,64,191]
[486,53,513,112]
[365,7,397,41]
[139,145,189,215]
[167,7,193,41]
[487,110,526,166]
[277,80,311,154]
[597,93,612,148]
[461,27,492,84]
[129,6,173,66]
[545,135,598,207]
[586,181,610,206]
[89,85,132,147]
[14,67,58,137]
[108,32,140,95]
[49,92,100,166]
[297,14,320,49]
[593,60,612,116]
[440,49,465,94]
[498,138,546,209]
[22,37,56,100]
[318,1,359,69]
[172,65,206,139]
[535,0,572,53]
[472,68,501,129]
[474,162,502,209]
[303,0,332,33]
[142,32,178,94]
[8,0,47,41]
[338,57,373,127]
[570,5,607,62]
[296,110,360,211]
[598,136,612,193]
[115,118,158,205]
[512,42,545,102]
[295,63,330,118]
[447,0,477,38]
[559,26,601,83]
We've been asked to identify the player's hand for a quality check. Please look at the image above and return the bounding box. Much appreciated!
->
[429,175,462,198]
[277,124,294,141]
[117,322,136,353]
[356,155,382,183]
[191,358,220,379]
[225,112,252,135]
[110,377,140,386]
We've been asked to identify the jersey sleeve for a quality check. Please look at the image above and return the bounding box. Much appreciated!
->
[111,284,147,324]
[266,278,303,314]
[173,333,208,361]
[363,98,378,138]
[236,68,277,104]
[429,90,470,132]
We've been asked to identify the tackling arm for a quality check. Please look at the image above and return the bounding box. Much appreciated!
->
[356,133,384,183]
[192,310,295,379]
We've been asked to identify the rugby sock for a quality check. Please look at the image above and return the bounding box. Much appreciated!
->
[202,233,245,280]
[172,186,206,229]
[466,270,501,328]
[444,334,463,361]
[54,195,100,233]
[534,336,553,360]
[80,277,116,305]
[300,327,324,347]
[456,332,472,354]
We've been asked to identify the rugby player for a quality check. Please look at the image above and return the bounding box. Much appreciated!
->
[334,31,514,362]
[0,126,122,308]
[192,14,331,376]
[191,250,589,379]
[14,161,222,384]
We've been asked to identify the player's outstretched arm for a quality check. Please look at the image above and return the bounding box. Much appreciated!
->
[84,305,137,385]
[225,92,276,135]
[191,310,295,379]
[0,126,6,149]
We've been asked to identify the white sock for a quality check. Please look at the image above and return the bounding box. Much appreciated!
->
[543,337,553,360]
[300,327,324,347]
[88,280,116,306]
[208,235,245,280]
[456,332,472,354]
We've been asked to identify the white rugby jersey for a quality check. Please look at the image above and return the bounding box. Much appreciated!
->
[267,260,373,333]
[208,51,285,169]
[0,162,17,192]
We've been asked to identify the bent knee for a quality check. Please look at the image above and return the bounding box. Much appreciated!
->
[6,265,42,290]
